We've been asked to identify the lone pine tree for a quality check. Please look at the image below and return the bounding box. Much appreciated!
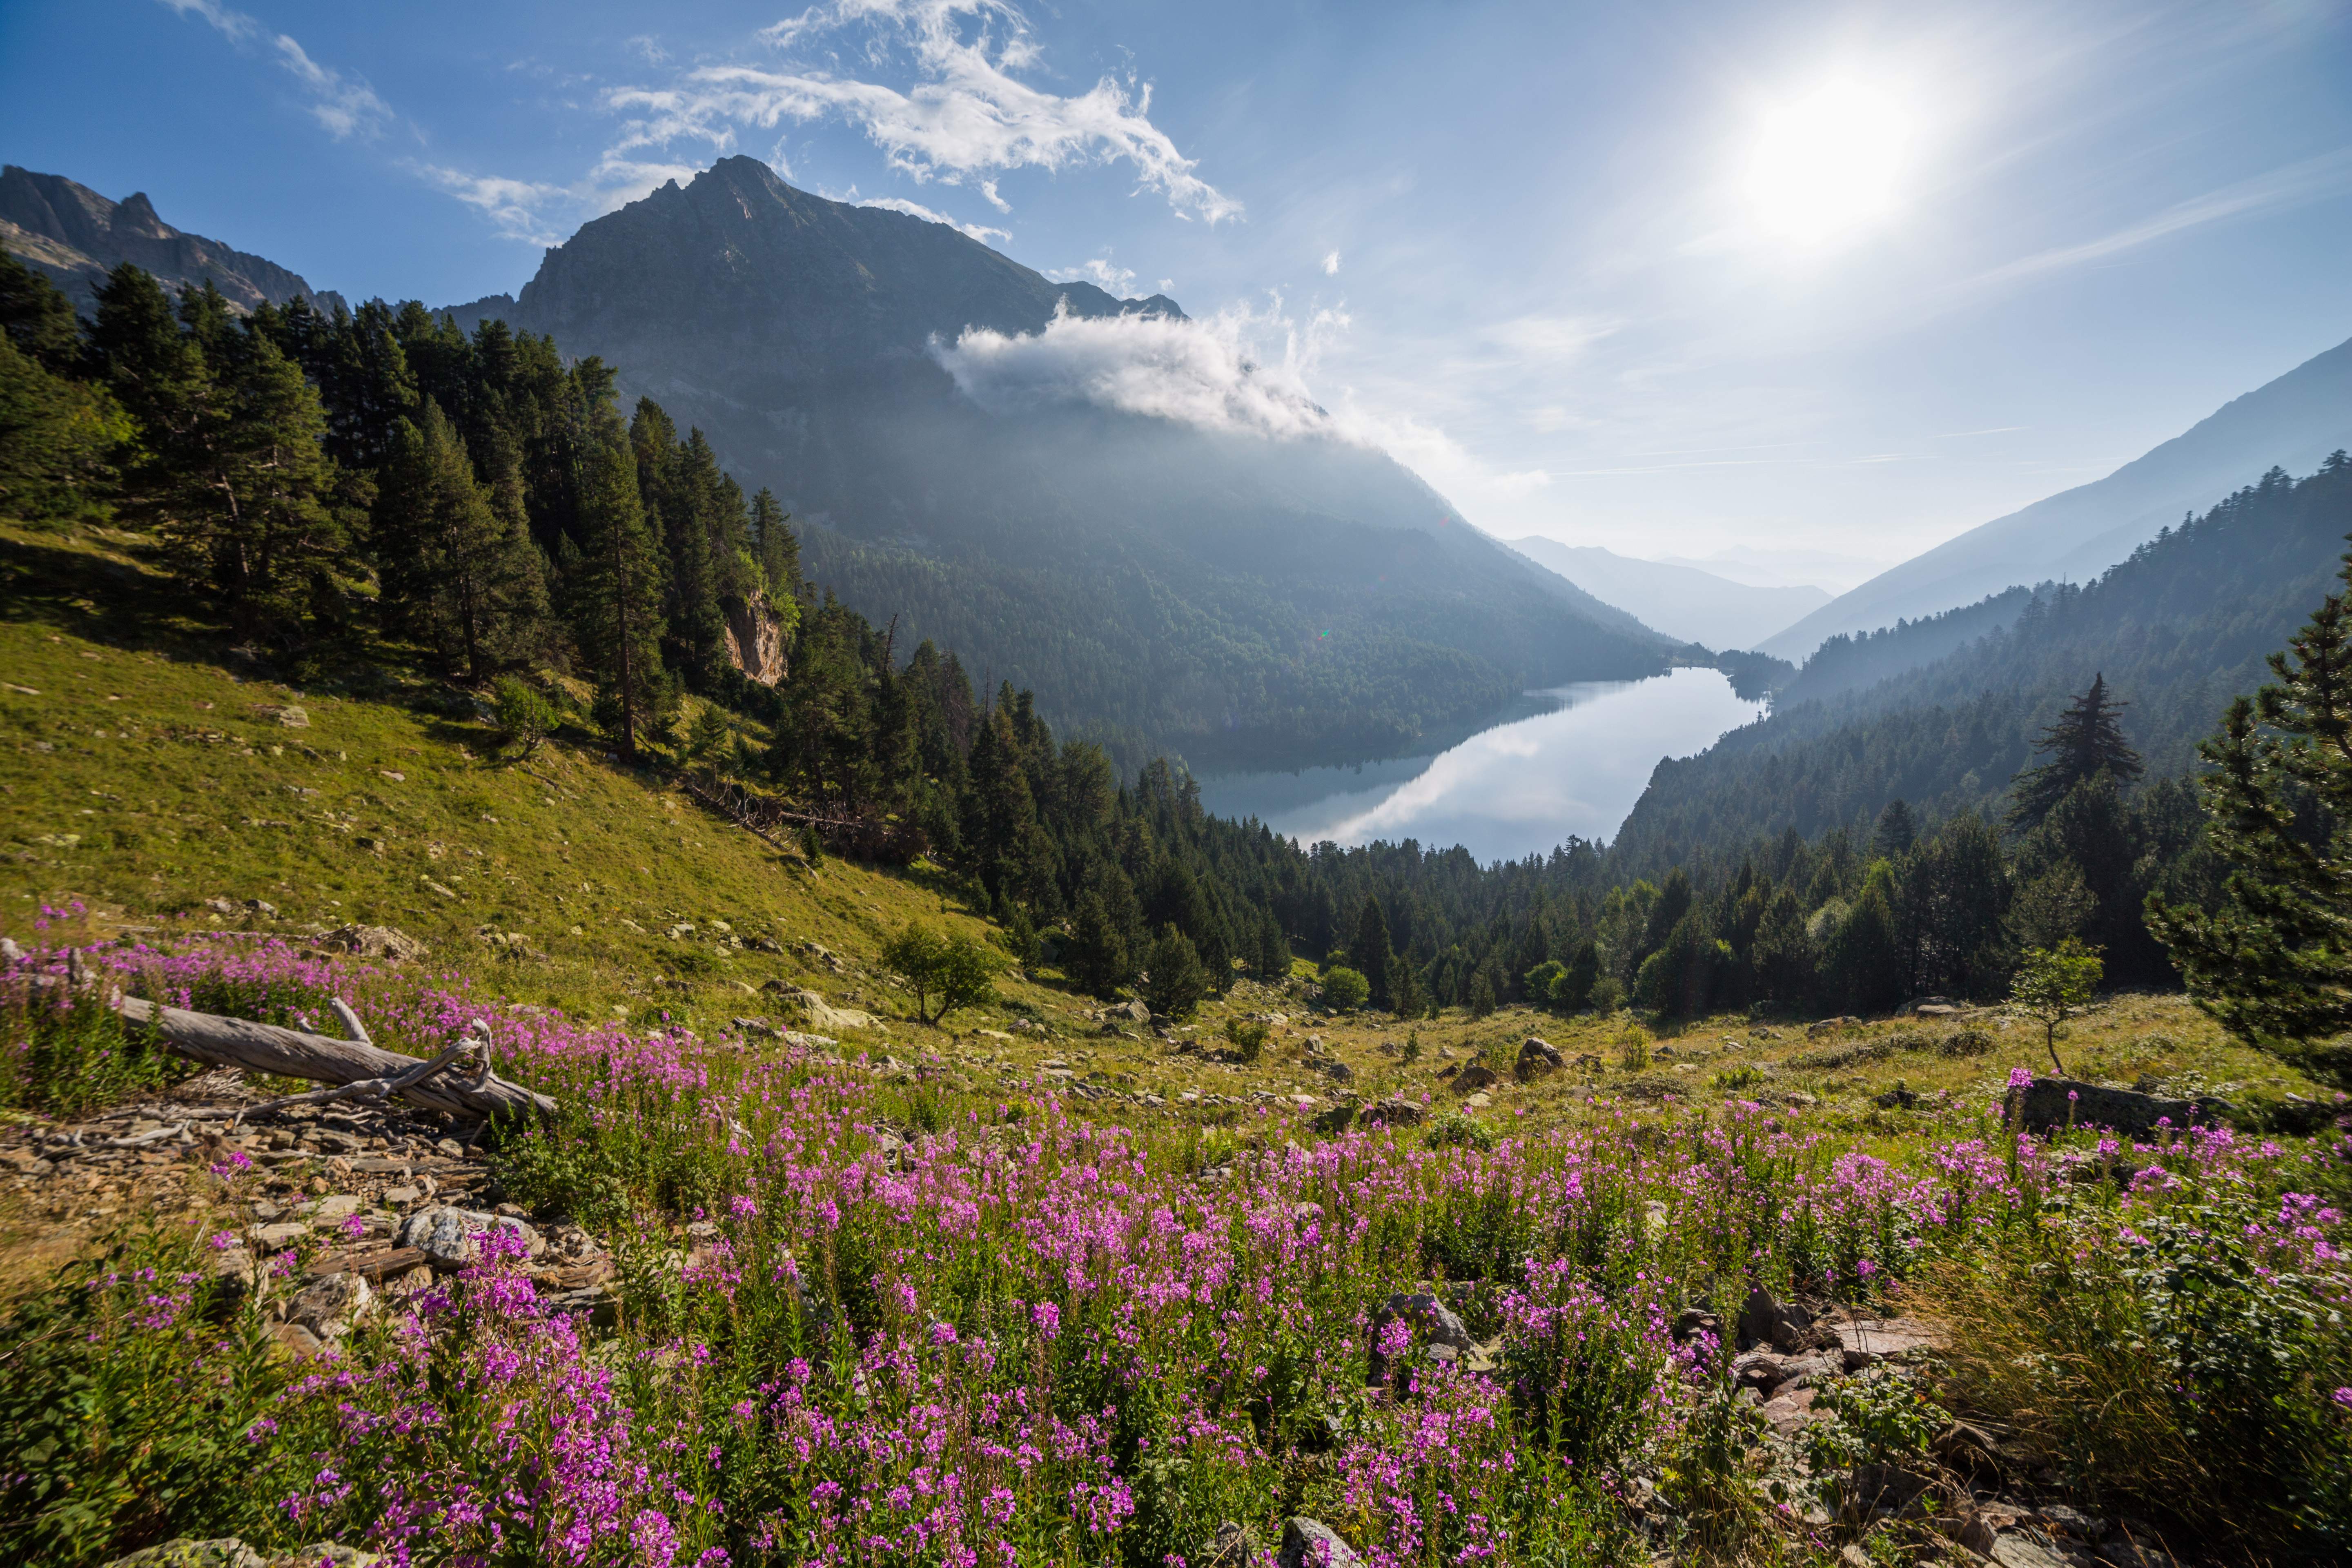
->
[2008,674,2143,831]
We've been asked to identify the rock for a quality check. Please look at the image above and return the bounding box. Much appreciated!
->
[1452,1062,1498,1094]
[1806,1016,1858,1037]
[396,1206,543,1270]
[1835,1317,1946,1366]
[1359,1097,1423,1128]
[100,1539,268,1568]
[1109,998,1153,1025]
[254,1222,308,1252]
[1368,1290,1474,1381]
[2005,1077,2226,1137]
[1990,1532,2094,1568]
[1199,1521,1255,1568]
[245,899,278,917]
[318,924,428,962]
[1312,1102,1357,1135]
[2039,1506,2106,1545]
[782,989,879,1033]
[1277,1517,1363,1568]
[544,1284,619,1329]
[203,1241,258,1304]
[273,1322,325,1358]
[265,1547,379,1568]
[1515,1036,1563,1082]
[1760,1386,1818,1434]
[1930,1420,2008,1485]
[1874,1086,1920,1110]
[1960,1506,2028,1557]
[1736,1283,1786,1350]
[1316,1057,1355,1084]
[288,1271,372,1339]
[722,592,790,685]
[2096,1524,2177,1568]
[1671,1307,1722,1345]
[1839,1463,1929,1520]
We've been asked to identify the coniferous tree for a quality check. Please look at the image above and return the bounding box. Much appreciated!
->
[1349,897,1396,1009]
[1145,924,1211,1019]
[151,332,352,644]
[2149,557,2352,1063]
[374,399,547,679]
[2008,675,2143,831]
[0,249,80,370]
[569,398,667,758]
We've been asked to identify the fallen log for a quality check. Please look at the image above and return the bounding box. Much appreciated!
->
[111,995,556,1121]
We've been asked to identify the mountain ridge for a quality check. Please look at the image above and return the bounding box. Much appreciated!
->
[1758,332,2352,662]
[0,165,345,316]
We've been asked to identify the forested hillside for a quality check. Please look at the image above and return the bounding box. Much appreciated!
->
[1614,459,2352,872]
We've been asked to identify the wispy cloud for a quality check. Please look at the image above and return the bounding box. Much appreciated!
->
[1962,147,2352,292]
[604,0,1240,223]
[1048,256,1138,296]
[158,0,391,141]
[412,166,576,247]
[857,194,1011,244]
[1322,250,1341,276]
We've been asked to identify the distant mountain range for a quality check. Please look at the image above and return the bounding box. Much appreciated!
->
[1504,537,1829,650]
[0,165,344,316]
[436,156,1684,767]
[1759,333,2352,662]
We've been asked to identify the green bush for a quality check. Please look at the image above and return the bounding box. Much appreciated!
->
[880,920,1000,1025]
[1322,966,1370,1011]
[1224,1017,1270,1063]
[490,675,559,756]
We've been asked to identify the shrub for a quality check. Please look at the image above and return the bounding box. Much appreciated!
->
[1224,1017,1270,1063]
[1617,1025,1652,1072]
[490,675,559,756]
[1425,1109,1497,1150]
[1145,926,1211,1020]
[1321,965,1370,1012]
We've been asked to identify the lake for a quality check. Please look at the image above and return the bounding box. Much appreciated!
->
[1196,667,1765,862]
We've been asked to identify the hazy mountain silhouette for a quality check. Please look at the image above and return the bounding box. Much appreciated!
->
[0,165,344,316]
[1506,536,1828,650]
[1759,334,2352,663]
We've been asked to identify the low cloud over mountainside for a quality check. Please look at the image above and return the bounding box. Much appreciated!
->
[1505,537,1830,651]
[1760,334,2352,664]
[442,156,1682,768]
[0,166,344,317]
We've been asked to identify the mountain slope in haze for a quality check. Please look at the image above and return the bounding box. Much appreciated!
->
[1759,336,2352,662]
[450,156,1679,768]
[1611,457,2352,875]
[1506,536,1829,649]
[0,165,345,316]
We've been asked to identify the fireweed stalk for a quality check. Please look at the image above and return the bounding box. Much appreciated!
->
[1,939,2347,1564]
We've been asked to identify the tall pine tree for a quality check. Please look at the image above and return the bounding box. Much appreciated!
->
[374,399,548,679]
[569,398,667,758]
[2008,675,2142,830]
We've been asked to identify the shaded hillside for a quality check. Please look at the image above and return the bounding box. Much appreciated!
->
[1777,586,2038,707]
[0,165,344,315]
[452,157,1678,764]
[1612,457,2352,873]
[1761,334,2352,660]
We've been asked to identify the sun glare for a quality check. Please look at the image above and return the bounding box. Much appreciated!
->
[1744,80,1913,247]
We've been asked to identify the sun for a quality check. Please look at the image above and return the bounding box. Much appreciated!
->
[1744,79,1914,247]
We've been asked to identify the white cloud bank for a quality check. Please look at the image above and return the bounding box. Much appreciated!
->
[930,303,1553,511]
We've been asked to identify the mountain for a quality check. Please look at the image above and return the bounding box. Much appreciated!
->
[1505,537,1829,649]
[1610,457,2352,875]
[1758,334,2352,662]
[448,156,1679,768]
[0,165,345,316]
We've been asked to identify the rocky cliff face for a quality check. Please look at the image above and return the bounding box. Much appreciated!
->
[722,592,789,687]
[0,165,346,316]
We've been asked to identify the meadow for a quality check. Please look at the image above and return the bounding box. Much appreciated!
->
[2,933,2345,1568]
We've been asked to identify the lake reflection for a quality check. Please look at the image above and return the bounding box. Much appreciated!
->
[1197,668,1764,862]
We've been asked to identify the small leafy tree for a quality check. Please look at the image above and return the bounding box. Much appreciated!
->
[881,921,999,1026]
[1223,1017,1269,1063]
[2010,938,2102,1074]
[490,676,559,757]
[1321,965,1370,1012]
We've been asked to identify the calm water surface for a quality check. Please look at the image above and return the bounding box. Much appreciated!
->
[1197,668,1764,862]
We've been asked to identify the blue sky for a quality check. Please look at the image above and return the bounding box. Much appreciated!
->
[5,0,2350,586]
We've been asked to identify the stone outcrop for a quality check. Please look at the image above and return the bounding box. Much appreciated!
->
[721,591,789,686]
[2005,1076,2227,1137]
